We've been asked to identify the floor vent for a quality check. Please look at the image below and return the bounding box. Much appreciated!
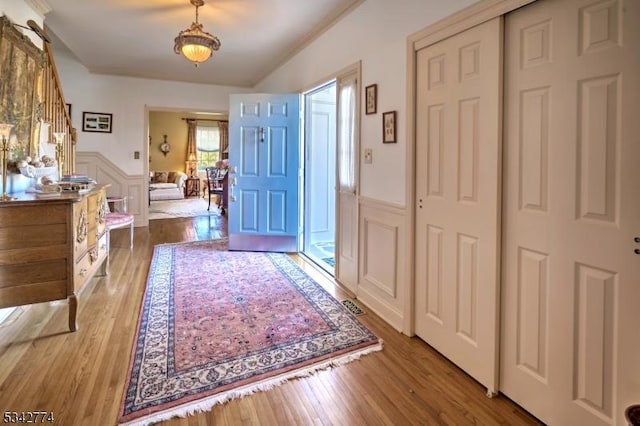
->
[341,299,365,316]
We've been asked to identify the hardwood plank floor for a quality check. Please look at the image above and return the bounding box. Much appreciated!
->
[0,214,542,425]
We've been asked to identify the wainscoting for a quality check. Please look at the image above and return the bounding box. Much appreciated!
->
[76,152,148,226]
[358,196,408,332]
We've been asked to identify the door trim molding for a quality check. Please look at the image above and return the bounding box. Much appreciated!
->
[404,0,538,336]
[409,0,536,50]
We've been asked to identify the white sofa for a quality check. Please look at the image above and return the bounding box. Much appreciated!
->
[149,171,187,202]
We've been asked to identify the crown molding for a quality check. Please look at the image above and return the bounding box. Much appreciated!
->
[253,0,365,88]
[24,0,52,18]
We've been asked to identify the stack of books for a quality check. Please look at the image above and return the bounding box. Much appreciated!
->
[61,174,91,183]
[35,184,62,198]
[59,174,95,193]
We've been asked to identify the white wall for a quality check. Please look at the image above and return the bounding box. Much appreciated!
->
[7,0,478,199]
[53,48,251,176]
[256,0,477,205]
[0,0,44,48]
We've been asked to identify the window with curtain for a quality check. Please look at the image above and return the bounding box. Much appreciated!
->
[196,125,220,169]
[338,77,356,192]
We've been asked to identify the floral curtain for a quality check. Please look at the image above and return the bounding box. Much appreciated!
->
[186,119,197,174]
[219,121,229,159]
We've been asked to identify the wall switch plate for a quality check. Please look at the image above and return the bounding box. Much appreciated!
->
[364,148,373,164]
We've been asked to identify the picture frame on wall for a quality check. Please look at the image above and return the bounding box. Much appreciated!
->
[365,84,377,115]
[82,111,113,133]
[382,111,396,143]
[65,103,72,119]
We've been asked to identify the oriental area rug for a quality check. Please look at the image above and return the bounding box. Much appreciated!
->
[119,239,382,425]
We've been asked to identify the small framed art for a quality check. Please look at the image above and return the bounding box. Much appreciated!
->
[365,84,377,115]
[83,111,113,133]
[382,111,396,143]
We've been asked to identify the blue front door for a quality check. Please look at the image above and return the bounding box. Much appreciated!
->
[228,93,300,252]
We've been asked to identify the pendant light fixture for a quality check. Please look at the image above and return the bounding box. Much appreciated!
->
[174,0,221,66]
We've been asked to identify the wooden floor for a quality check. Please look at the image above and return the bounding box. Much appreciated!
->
[0,213,542,426]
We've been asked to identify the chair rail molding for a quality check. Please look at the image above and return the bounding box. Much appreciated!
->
[75,151,148,226]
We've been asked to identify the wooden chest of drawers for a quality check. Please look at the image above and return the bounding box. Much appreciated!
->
[0,185,109,331]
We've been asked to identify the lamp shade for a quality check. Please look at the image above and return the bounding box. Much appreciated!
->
[181,40,212,63]
[53,132,65,144]
[0,124,14,139]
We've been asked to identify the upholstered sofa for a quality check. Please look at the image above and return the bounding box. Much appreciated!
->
[149,171,187,202]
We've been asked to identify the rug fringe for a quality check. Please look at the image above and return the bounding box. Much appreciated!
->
[120,340,383,426]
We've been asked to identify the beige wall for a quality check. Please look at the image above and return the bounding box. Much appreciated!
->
[148,111,188,173]
[148,111,230,174]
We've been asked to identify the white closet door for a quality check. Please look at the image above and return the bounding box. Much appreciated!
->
[501,0,640,424]
[414,17,503,393]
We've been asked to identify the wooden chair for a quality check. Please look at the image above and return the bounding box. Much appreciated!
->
[205,167,228,214]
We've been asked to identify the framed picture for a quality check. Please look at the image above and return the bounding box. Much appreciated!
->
[382,111,396,143]
[65,103,72,118]
[82,111,113,133]
[365,84,377,115]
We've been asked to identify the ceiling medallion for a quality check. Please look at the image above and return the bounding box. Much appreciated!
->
[174,0,221,66]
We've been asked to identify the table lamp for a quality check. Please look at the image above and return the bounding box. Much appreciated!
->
[53,132,65,179]
[0,123,16,201]
[186,153,197,177]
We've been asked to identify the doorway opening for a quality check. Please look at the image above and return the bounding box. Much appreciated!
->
[302,81,337,273]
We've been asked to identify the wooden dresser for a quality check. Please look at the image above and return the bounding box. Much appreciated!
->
[0,185,109,331]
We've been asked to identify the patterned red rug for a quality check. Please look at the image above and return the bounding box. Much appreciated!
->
[119,239,382,425]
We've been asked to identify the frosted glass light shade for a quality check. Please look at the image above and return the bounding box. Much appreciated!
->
[0,124,14,140]
[182,44,212,63]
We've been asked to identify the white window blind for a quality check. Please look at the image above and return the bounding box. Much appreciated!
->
[196,125,220,152]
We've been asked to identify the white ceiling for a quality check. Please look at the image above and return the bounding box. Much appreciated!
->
[42,0,362,88]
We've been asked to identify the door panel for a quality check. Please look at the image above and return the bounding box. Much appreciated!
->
[414,17,502,392]
[228,93,300,252]
[501,0,640,424]
[336,72,359,292]
[303,83,337,271]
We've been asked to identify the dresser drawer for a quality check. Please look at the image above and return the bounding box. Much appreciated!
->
[74,232,108,293]
[0,280,67,308]
[74,251,92,293]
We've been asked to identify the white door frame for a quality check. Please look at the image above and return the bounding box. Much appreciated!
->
[299,62,362,293]
[301,81,337,269]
